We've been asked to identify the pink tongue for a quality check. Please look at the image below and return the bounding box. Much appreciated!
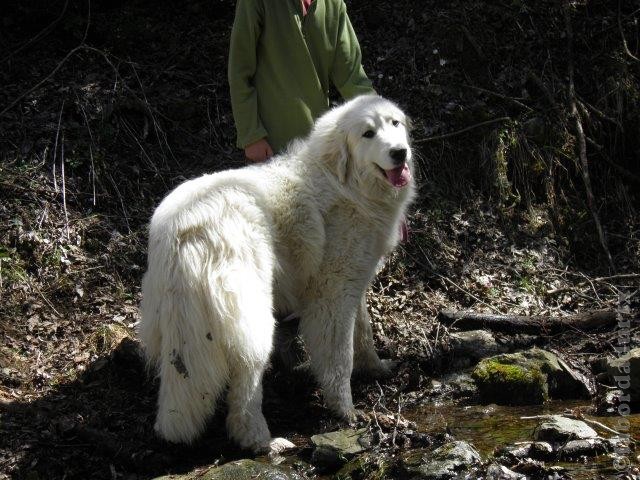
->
[384,164,412,187]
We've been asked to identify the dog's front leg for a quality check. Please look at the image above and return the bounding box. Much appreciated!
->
[353,295,396,378]
[299,292,360,421]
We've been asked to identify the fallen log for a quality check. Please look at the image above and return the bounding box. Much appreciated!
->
[437,309,628,334]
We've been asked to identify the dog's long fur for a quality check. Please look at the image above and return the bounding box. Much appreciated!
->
[138,95,416,453]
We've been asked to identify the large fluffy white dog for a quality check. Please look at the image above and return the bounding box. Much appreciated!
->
[139,95,415,454]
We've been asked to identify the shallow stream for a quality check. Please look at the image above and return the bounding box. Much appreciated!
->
[404,400,640,478]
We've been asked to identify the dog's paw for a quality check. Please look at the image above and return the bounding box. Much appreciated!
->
[342,408,371,426]
[377,359,400,377]
[354,358,399,380]
[267,437,296,455]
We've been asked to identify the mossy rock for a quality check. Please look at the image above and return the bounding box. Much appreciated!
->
[152,459,304,480]
[472,348,591,405]
[472,358,548,405]
[335,453,390,480]
[310,428,371,471]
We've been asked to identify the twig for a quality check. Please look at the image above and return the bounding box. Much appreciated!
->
[77,97,97,206]
[107,173,131,233]
[82,0,91,44]
[563,2,615,272]
[0,45,84,118]
[61,133,70,241]
[0,0,69,64]
[578,96,624,131]
[618,0,640,62]
[15,271,62,318]
[1,0,91,118]
[460,26,486,60]
[130,62,175,164]
[461,84,533,112]
[414,117,512,143]
[52,100,65,193]
[591,273,640,283]
[401,244,509,313]
[372,382,387,445]
[437,275,503,314]
[0,181,55,196]
[438,309,622,334]
[390,394,404,448]
[546,272,640,295]
[579,417,635,440]
[522,414,637,442]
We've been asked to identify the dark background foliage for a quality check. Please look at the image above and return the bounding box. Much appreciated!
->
[1,0,639,478]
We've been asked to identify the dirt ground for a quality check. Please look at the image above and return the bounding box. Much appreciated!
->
[1,0,639,478]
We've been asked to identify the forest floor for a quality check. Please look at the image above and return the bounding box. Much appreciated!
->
[1,0,639,479]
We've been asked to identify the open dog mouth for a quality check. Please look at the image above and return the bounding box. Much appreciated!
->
[377,163,412,188]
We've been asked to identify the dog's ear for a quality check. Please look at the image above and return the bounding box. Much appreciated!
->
[332,140,350,184]
[405,115,413,132]
[311,106,351,183]
[318,125,350,184]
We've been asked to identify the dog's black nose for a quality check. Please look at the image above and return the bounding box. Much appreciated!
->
[390,148,407,165]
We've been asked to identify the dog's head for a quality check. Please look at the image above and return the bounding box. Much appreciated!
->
[313,95,414,194]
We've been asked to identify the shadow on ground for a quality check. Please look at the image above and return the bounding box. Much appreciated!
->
[2,337,329,480]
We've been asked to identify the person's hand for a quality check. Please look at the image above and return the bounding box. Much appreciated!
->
[244,138,274,162]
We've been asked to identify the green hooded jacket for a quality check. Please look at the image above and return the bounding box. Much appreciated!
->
[228,0,374,152]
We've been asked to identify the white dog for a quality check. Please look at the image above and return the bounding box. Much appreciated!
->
[138,95,416,454]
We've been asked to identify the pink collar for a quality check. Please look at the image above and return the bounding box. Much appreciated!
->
[301,0,313,16]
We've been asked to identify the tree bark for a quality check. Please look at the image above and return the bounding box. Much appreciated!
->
[437,309,625,334]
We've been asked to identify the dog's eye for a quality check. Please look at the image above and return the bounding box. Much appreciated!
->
[362,130,376,138]
[392,120,400,127]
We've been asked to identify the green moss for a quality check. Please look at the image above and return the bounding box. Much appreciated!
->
[335,454,390,480]
[0,247,28,288]
[472,359,548,405]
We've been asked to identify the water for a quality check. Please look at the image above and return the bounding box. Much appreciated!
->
[405,400,640,478]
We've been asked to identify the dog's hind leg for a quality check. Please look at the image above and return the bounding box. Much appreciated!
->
[225,354,293,454]
[223,263,295,454]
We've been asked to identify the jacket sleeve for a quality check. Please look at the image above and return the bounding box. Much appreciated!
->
[228,0,268,149]
[330,1,375,100]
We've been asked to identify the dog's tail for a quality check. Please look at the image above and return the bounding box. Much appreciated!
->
[138,192,278,444]
[139,222,236,443]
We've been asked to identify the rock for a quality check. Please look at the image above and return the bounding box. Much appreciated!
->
[553,355,595,398]
[533,415,598,443]
[510,459,568,478]
[595,388,625,415]
[310,428,371,471]
[472,354,548,405]
[486,463,526,480]
[335,453,390,480]
[152,459,305,480]
[449,330,507,367]
[437,372,478,398]
[604,347,640,403]
[496,441,554,462]
[401,441,481,479]
[558,438,609,459]
[472,348,591,405]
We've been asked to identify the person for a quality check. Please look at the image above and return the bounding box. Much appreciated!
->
[228,0,375,162]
